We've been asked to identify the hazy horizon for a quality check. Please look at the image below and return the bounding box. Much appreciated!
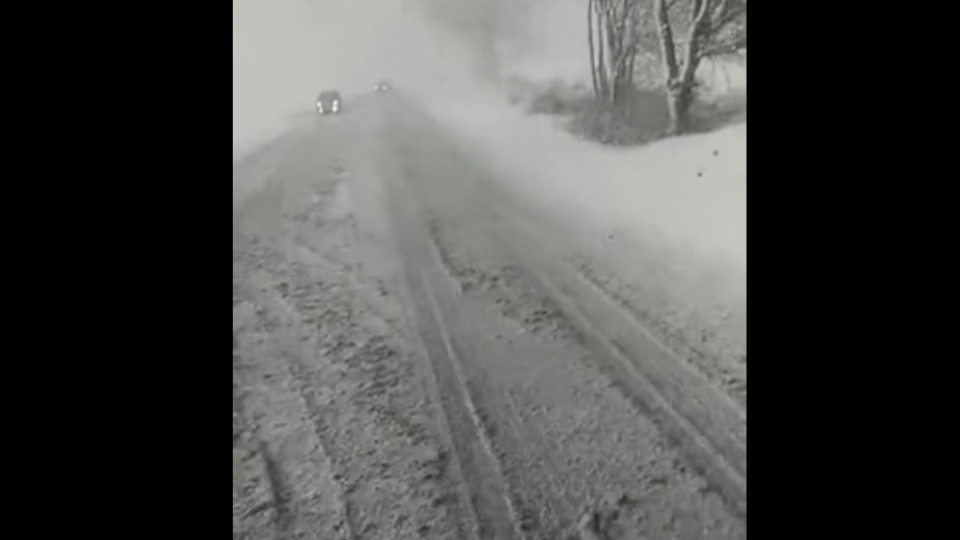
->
[233,0,592,153]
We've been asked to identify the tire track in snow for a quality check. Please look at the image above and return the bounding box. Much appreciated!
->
[504,247,747,520]
[386,176,523,540]
[233,279,356,540]
[451,179,750,519]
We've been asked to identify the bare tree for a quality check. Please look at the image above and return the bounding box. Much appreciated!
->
[653,0,746,134]
[587,0,648,107]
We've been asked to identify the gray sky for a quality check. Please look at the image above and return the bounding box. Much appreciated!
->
[233,0,493,149]
[232,0,595,148]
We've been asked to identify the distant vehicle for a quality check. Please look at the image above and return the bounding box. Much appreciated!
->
[317,91,341,115]
[374,80,391,93]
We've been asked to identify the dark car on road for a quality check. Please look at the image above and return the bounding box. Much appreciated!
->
[374,80,391,93]
[317,91,341,115]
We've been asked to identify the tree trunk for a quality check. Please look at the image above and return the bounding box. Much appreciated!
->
[666,82,696,134]
[672,0,711,133]
[604,7,618,101]
[607,0,638,108]
[596,4,610,102]
[588,0,599,98]
[654,0,682,133]
[667,55,700,135]
[622,45,637,106]
[653,0,680,83]
[665,92,681,134]
[590,0,644,107]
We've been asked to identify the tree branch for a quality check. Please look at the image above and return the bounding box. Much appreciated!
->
[713,0,731,21]
[715,4,746,30]
[588,0,599,97]
[615,0,630,61]
[699,35,747,57]
[693,0,712,29]
[653,0,680,82]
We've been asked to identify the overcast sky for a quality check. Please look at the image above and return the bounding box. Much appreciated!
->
[232,0,598,151]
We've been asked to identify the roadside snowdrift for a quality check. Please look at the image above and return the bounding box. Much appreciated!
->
[426,100,746,272]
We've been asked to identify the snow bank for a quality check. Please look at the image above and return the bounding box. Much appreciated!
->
[424,99,746,273]
[232,112,311,163]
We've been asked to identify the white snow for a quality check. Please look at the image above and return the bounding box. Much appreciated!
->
[423,99,746,273]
